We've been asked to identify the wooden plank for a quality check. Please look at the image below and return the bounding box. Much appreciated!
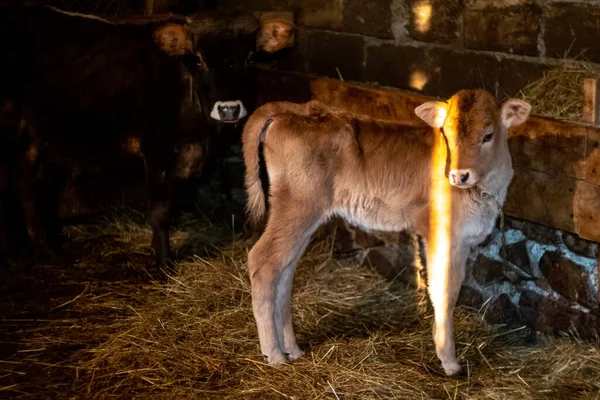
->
[582,77,600,125]
[508,116,588,180]
[310,77,433,123]
[504,169,578,233]
[574,181,600,241]
[585,126,600,186]
[145,0,154,16]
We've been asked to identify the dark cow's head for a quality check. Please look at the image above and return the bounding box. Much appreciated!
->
[188,11,294,126]
[149,19,211,179]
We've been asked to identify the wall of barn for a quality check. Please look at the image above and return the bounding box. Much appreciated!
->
[218,0,600,100]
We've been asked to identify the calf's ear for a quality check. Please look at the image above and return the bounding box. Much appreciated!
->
[257,19,294,53]
[501,99,531,128]
[414,101,448,128]
[153,23,194,56]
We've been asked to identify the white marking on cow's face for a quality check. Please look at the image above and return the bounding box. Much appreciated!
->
[210,100,247,123]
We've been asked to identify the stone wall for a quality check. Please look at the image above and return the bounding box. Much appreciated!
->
[217,0,600,99]
[331,216,600,338]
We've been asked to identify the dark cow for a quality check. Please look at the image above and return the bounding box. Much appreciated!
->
[186,11,294,199]
[0,4,206,277]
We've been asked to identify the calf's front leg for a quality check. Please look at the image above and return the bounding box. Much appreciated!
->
[425,240,469,376]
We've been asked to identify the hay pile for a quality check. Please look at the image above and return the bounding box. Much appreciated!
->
[1,209,600,399]
[518,61,600,122]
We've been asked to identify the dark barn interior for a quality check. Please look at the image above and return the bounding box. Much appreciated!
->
[1,0,600,398]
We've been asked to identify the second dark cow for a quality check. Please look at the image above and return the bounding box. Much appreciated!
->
[0,5,207,277]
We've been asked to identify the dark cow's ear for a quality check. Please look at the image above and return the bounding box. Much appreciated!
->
[153,23,194,57]
[257,19,294,53]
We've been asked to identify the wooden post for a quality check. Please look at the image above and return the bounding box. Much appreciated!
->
[582,76,600,125]
[145,0,154,16]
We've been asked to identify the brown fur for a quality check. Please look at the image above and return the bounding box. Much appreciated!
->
[242,89,531,375]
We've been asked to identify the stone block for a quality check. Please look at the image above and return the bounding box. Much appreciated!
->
[363,245,418,286]
[471,254,505,286]
[545,3,600,64]
[218,0,290,11]
[406,0,462,44]
[539,250,597,309]
[343,0,393,38]
[307,30,365,82]
[485,293,521,326]
[519,220,558,246]
[430,48,499,97]
[293,0,342,29]
[464,3,541,56]
[505,240,532,275]
[364,43,436,93]
[497,58,552,98]
[520,289,600,338]
[457,285,485,309]
[562,231,598,260]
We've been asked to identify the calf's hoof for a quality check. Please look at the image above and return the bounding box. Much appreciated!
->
[263,351,288,365]
[442,360,463,377]
[284,346,304,361]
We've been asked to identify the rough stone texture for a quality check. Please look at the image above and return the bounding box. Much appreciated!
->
[323,210,599,339]
[485,293,521,326]
[406,0,463,45]
[293,0,343,30]
[520,290,600,338]
[545,2,600,63]
[429,48,499,97]
[364,43,435,93]
[307,30,365,81]
[363,246,418,286]
[496,57,552,98]
[218,0,289,12]
[471,254,505,286]
[342,0,393,39]
[457,286,485,309]
[505,240,532,275]
[563,232,598,260]
[539,250,597,309]
[520,220,559,246]
[464,3,541,56]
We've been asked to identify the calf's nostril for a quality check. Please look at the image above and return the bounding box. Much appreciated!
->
[460,172,469,183]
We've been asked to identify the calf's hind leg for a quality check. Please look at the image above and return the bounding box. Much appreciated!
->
[248,200,322,364]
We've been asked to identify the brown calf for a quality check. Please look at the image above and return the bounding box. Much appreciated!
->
[242,89,531,376]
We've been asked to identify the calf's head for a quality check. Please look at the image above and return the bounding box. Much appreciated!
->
[190,13,294,125]
[415,89,531,189]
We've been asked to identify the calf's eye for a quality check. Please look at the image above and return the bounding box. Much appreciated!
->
[482,133,493,143]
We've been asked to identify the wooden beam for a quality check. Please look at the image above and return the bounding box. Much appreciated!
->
[582,76,600,125]
[145,0,154,16]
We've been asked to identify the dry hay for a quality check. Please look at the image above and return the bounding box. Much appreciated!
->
[1,210,600,399]
[518,60,600,122]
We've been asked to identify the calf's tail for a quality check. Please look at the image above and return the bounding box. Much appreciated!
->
[242,109,274,229]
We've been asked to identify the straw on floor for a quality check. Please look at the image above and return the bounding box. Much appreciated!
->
[0,209,599,399]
